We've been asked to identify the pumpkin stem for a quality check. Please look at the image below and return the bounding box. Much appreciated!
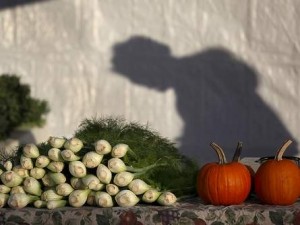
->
[210,142,227,164]
[275,139,293,161]
[232,141,243,162]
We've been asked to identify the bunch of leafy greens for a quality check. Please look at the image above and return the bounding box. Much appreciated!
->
[0,74,50,140]
[74,117,199,197]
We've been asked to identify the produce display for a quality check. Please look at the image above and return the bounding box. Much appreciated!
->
[1,116,299,209]
[0,117,198,209]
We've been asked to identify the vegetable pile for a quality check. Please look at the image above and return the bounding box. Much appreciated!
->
[0,117,198,209]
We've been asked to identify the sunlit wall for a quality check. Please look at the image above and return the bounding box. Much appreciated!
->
[0,0,299,165]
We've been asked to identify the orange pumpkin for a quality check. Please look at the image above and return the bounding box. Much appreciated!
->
[254,139,300,205]
[197,142,251,205]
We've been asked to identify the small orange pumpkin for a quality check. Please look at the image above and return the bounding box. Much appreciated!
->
[254,139,300,205]
[197,142,251,205]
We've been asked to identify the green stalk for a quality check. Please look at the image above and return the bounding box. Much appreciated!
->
[61,149,81,162]
[4,161,13,171]
[23,144,40,158]
[33,200,47,208]
[48,148,64,162]
[115,190,139,207]
[82,151,103,168]
[56,183,74,196]
[94,191,114,207]
[41,189,63,201]
[157,191,177,206]
[0,185,11,194]
[68,189,91,207]
[47,161,64,173]
[48,136,66,149]
[1,171,23,187]
[94,139,112,155]
[142,188,161,203]
[30,167,46,179]
[23,177,42,196]
[8,193,39,209]
[96,164,112,184]
[64,137,83,153]
[10,186,26,194]
[128,179,151,195]
[0,193,9,208]
[12,165,29,178]
[35,155,51,168]
[105,184,120,196]
[69,161,87,178]
[47,200,67,209]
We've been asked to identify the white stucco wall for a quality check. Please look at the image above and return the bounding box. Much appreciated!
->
[0,0,299,165]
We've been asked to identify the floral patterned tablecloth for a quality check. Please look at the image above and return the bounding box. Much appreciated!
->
[0,198,300,225]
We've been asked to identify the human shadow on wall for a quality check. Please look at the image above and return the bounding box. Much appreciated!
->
[111,36,298,164]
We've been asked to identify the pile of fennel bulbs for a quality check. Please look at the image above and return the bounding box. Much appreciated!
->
[0,117,198,209]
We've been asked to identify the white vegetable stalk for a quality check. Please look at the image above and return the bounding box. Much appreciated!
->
[0,185,11,194]
[20,155,34,170]
[69,161,87,178]
[142,188,161,203]
[12,165,29,178]
[61,149,81,162]
[1,171,23,187]
[93,183,105,191]
[0,193,9,208]
[41,189,64,201]
[157,191,177,206]
[81,174,101,190]
[68,189,91,207]
[0,169,3,176]
[4,161,13,171]
[35,155,51,168]
[111,144,130,158]
[106,184,120,196]
[64,137,83,153]
[10,186,26,194]
[95,191,114,207]
[30,167,46,179]
[115,190,140,207]
[23,144,40,158]
[86,191,96,206]
[70,177,86,190]
[56,183,74,196]
[107,158,127,173]
[23,177,42,196]
[8,193,39,209]
[48,136,66,149]
[47,200,67,209]
[48,172,67,185]
[94,139,112,155]
[48,148,64,162]
[82,151,103,168]
[33,200,47,208]
[128,179,151,195]
[96,164,112,184]
[47,161,65,173]
[113,171,134,187]
[41,174,56,187]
